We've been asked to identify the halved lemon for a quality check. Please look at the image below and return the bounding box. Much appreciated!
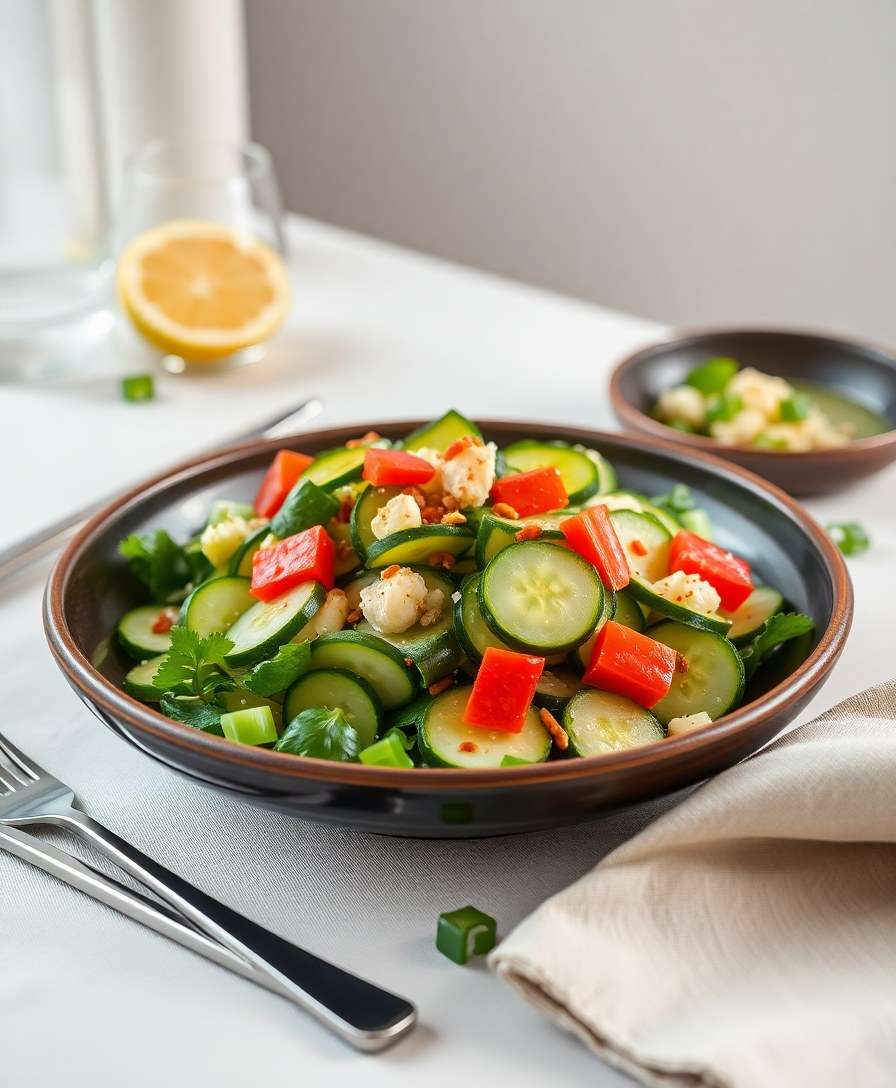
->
[118,219,290,362]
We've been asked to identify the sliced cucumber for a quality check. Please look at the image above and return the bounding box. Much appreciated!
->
[225,580,325,666]
[299,446,367,491]
[117,606,175,660]
[572,444,617,494]
[328,518,361,577]
[720,586,784,644]
[502,440,601,505]
[474,511,565,567]
[123,654,166,700]
[648,620,745,726]
[342,570,378,609]
[402,409,482,452]
[309,630,417,709]
[355,568,462,686]
[480,541,604,654]
[418,686,550,768]
[349,483,403,558]
[365,525,473,569]
[533,668,582,715]
[636,501,681,537]
[451,556,478,577]
[614,587,646,632]
[628,575,731,635]
[228,526,270,577]
[573,589,619,670]
[283,667,381,748]
[609,509,671,581]
[181,576,255,637]
[454,573,512,660]
[564,690,664,757]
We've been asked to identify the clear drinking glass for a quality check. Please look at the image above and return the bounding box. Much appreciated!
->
[114,139,289,372]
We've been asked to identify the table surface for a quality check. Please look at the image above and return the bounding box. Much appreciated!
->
[2,215,893,1087]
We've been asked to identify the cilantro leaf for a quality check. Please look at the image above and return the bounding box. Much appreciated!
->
[739,613,815,680]
[152,626,236,700]
[274,707,360,761]
[651,484,696,518]
[159,696,224,735]
[242,642,311,696]
[119,530,193,603]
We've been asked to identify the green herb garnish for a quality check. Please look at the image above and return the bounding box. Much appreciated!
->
[119,530,195,603]
[159,695,224,734]
[242,642,311,696]
[706,391,743,424]
[685,356,738,395]
[274,707,360,761]
[827,521,870,557]
[651,483,696,517]
[779,392,812,422]
[152,626,236,700]
[738,613,815,680]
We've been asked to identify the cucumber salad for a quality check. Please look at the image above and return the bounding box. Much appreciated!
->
[114,410,815,770]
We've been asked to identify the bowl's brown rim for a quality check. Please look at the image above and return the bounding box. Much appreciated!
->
[609,325,896,459]
[44,418,853,793]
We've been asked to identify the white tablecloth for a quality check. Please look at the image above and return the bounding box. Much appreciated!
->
[2,216,893,1087]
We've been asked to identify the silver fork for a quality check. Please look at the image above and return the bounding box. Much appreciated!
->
[0,730,416,1052]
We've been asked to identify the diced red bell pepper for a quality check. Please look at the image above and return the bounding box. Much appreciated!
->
[250,525,334,601]
[560,506,630,590]
[583,621,675,709]
[490,468,568,517]
[463,646,545,733]
[254,450,314,519]
[669,530,753,612]
[362,448,436,487]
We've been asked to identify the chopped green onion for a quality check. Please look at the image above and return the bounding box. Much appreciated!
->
[679,508,713,540]
[668,419,696,433]
[705,392,743,424]
[436,905,497,965]
[827,521,870,557]
[500,754,532,767]
[121,374,155,403]
[753,433,789,450]
[220,705,278,746]
[685,356,738,395]
[779,392,812,422]
[358,732,414,768]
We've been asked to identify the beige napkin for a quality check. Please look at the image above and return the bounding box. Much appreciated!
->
[490,682,896,1088]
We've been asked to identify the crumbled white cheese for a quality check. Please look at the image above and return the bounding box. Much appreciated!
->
[586,492,644,513]
[656,385,706,428]
[370,493,422,540]
[199,515,267,569]
[667,711,713,736]
[293,588,349,641]
[360,568,445,634]
[410,447,445,496]
[441,441,497,508]
[651,570,722,616]
[727,367,791,419]
[709,408,766,446]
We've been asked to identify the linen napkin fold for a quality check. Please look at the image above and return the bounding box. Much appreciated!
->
[490,681,896,1088]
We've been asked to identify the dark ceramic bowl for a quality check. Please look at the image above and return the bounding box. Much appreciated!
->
[45,421,852,838]
[610,328,896,496]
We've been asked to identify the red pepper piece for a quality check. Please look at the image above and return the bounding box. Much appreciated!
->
[668,530,753,612]
[254,450,314,519]
[490,468,568,518]
[362,448,436,487]
[250,525,334,601]
[583,621,675,708]
[560,506,630,590]
[463,647,545,733]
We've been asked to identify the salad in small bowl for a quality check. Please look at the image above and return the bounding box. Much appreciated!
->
[110,410,818,774]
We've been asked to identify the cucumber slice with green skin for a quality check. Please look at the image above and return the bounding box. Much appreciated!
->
[228,525,270,576]
[609,509,672,581]
[328,518,361,577]
[454,573,512,660]
[628,575,731,635]
[474,511,565,567]
[283,667,382,749]
[451,556,478,577]
[299,446,368,491]
[309,631,417,709]
[480,541,604,654]
[181,576,255,637]
[123,654,166,700]
[533,668,582,715]
[117,606,176,660]
[614,587,646,633]
[355,568,462,686]
[402,409,482,453]
[573,589,619,671]
[365,525,473,569]
[349,483,403,558]
[501,440,601,504]
[720,585,784,644]
[418,687,551,769]
[637,501,681,537]
[225,580,325,666]
[563,690,664,757]
[572,445,616,495]
[648,620,745,726]
[342,569,379,609]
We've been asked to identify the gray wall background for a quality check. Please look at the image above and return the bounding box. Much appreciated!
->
[247,0,896,341]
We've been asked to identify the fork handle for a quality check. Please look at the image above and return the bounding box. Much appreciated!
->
[57,809,415,1051]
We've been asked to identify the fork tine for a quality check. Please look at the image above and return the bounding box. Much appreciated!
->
[0,747,31,787]
[0,731,41,781]
[0,766,19,793]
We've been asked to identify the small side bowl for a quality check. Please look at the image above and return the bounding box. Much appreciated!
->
[610,328,896,496]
